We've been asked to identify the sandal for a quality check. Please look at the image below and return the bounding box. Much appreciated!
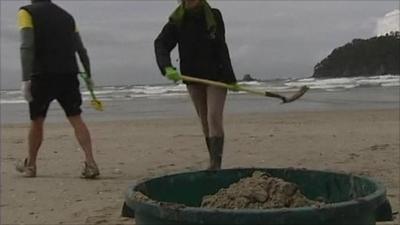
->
[15,159,36,178]
[81,162,100,179]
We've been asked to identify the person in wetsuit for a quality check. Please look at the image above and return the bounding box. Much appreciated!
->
[17,0,99,178]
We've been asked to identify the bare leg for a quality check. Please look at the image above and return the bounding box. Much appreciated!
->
[67,115,99,178]
[206,86,227,170]
[27,117,45,167]
[67,115,96,164]
[206,86,227,137]
[188,84,215,168]
[187,84,209,137]
[16,117,45,177]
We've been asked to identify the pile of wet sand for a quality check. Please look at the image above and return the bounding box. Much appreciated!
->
[201,171,320,209]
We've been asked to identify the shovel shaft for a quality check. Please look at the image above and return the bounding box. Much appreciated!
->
[181,75,233,89]
[79,72,103,111]
[87,85,97,100]
[181,75,265,95]
[181,75,283,98]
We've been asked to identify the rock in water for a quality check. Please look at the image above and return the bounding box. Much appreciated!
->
[242,74,256,81]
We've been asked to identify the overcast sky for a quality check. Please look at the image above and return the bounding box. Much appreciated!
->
[1,0,399,89]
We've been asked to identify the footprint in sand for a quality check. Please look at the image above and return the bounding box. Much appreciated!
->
[348,153,360,159]
[12,139,23,144]
[157,163,176,169]
[85,218,108,225]
[369,144,390,151]
[85,206,131,225]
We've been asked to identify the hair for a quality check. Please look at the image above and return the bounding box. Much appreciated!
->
[31,0,51,3]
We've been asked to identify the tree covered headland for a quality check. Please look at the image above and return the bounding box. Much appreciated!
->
[313,32,400,78]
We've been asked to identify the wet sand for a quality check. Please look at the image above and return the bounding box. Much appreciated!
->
[1,109,399,224]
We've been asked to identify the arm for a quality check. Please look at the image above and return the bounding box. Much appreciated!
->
[154,22,178,75]
[74,31,91,77]
[213,9,236,81]
[18,9,34,81]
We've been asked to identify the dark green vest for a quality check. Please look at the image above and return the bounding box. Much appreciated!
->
[21,2,78,77]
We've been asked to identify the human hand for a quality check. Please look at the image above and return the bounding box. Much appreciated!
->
[21,80,33,102]
[165,67,181,83]
[229,83,240,92]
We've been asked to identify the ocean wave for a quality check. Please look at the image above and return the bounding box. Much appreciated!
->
[237,81,263,86]
[0,99,26,104]
[285,75,399,89]
[382,81,400,87]
[1,75,398,104]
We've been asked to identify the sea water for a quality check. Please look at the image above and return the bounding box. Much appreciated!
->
[1,75,399,124]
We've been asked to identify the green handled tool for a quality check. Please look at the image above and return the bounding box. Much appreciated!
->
[79,72,104,111]
[181,75,309,103]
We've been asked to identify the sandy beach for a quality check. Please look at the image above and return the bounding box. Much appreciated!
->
[1,108,399,224]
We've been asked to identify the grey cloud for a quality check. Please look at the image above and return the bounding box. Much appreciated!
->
[1,0,398,89]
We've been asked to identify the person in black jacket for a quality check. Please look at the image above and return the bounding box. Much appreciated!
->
[16,0,99,178]
[155,0,237,170]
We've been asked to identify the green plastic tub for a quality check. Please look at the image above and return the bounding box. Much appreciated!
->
[122,168,393,225]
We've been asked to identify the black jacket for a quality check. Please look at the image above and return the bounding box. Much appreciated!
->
[155,8,236,84]
[21,2,79,76]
